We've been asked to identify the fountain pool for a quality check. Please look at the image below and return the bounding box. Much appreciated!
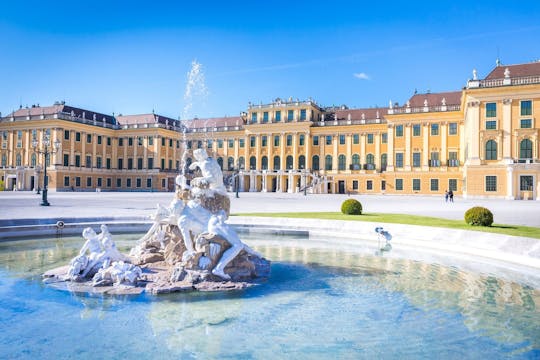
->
[1,232,539,359]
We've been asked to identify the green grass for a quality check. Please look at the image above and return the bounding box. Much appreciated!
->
[233,212,540,239]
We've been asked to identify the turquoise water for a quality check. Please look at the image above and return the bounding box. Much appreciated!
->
[0,233,539,359]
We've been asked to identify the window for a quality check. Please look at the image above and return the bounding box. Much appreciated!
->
[299,135,305,146]
[107,178,112,187]
[75,155,81,167]
[168,159,172,169]
[486,102,496,118]
[485,140,497,160]
[520,100,532,116]
[250,136,256,147]
[118,138,123,146]
[228,139,234,148]
[366,154,375,170]
[169,139,173,147]
[261,156,268,170]
[381,133,388,143]
[117,178,122,188]
[312,155,320,170]
[300,109,306,121]
[97,136,102,145]
[448,152,459,167]
[218,139,223,148]
[97,178,102,187]
[431,124,439,135]
[76,132,81,142]
[287,110,294,122]
[352,181,358,190]
[86,134,92,143]
[239,139,245,148]
[251,112,257,123]
[520,139,533,159]
[147,178,152,188]
[449,123,457,135]
[485,176,497,192]
[137,137,143,146]
[86,177,92,187]
[86,155,92,168]
[127,158,133,170]
[75,177,81,187]
[128,137,133,146]
[147,158,154,169]
[273,156,280,170]
[263,112,269,122]
[366,180,373,190]
[395,125,403,137]
[395,152,403,168]
[413,152,421,167]
[449,179,457,192]
[367,134,374,144]
[64,176,70,186]
[64,130,70,140]
[395,179,403,191]
[126,178,132,188]
[326,136,332,145]
[298,155,305,169]
[96,157,102,169]
[338,155,346,170]
[63,154,69,166]
[313,136,319,146]
[520,119,532,128]
[520,176,533,191]
[1,154,6,167]
[106,158,111,169]
[381,153,387,168]
[261,136,267,147]
[30,153,36,167]
[381,180,386,191]
[275,111,281,122]
[325,155,332,170]
[413,179,421,191]
[286,155,293,169]
[161,137,165,146]
[107,137,112,146]
[486,120,497,130]
[353,134,359,144]
[286,135,292,146]
[207,139,213,148]
[274,135,280,147]
[430,152,440,167]
[136,178,142,188]
[413,124,421,136]
[339,135,345,145]
[352,154,360,169]
[118,158,123,170]
[430,179,439,191]
[137,158,143,170]
[250,156,256,170]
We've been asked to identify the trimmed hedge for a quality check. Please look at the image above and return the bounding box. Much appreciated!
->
[341,199,362,215]
[464,206,493,226]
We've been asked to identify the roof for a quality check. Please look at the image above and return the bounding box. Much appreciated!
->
[406,91,461,107]
[485,61,540,79]
[334,108,387,121]
[184,116,243,129]
[116,113,179,127]
[5,104,116,124]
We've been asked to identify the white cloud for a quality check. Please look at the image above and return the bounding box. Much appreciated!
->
[353,72,370,80]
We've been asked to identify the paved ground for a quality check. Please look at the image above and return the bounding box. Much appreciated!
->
[0,191,539,227]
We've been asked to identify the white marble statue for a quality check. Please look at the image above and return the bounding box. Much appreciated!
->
[92,261,142,287]
[189,149,226,195]
[375,226,392,252]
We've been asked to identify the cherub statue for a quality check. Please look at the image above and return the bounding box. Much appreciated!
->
[189,149,226,194]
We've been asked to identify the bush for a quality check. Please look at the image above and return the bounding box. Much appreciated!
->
[341,199,362,215]
[464,206,493,226]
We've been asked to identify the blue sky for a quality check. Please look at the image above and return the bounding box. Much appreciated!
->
[1,1,540,119]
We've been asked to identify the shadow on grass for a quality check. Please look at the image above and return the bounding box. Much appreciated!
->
[491,224,518,230]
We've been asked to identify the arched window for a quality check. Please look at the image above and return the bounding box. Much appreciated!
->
[249,156,256,170]
[217,157,223,170]
[261,156,268,170]
[520,139,533,159]
[227,156,234,170]
[485,140,497,160]
[325,155,332,170]
[352,154,360,165]
[16,153,21,166]
[286,155,293,169]
[238,156,245,170]
[1,154,7,167]
[31,153,37,168]
[273,156,280,170]
[312,155,319,170]
[366,153,375,164]
[381,153,388,171]
[298,155,305,169]
[338,154,346,170]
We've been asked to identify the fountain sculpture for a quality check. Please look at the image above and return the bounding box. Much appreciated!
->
[43,149,271,295]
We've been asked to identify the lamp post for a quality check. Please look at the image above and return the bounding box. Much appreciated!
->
[235,163,244,198]
[32,136,61,206]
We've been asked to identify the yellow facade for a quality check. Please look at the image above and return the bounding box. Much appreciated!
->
[1,62,539,199]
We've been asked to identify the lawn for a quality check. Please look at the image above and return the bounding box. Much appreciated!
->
[233,212,540,239]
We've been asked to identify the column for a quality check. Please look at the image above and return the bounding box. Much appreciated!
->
[422,123,429,170]
[346,133,352,172]
[387,125,394,171]
[292,132,298,170]
[404,124,411,170]
[466,100,481,165]
[360,133,366,166]
[458,122,465,165]
[24,131,30,165]
[143,136,148,169]
[332,135,338,171]
[441,122,447,166]
[249,172,256,192]
[280,133,285,171]
[305,132,311,169]
[81,132,86,167]
[506,166,515,200]
[375,132,381,169]
[255,134,261,169]
[70,131,75,166]
[502,98,513,163]
[93,133,97,168]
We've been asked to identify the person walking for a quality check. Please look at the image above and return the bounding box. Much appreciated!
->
[444,190,449,202]
[449,190,454,202]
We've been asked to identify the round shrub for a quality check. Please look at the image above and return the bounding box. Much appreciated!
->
[464,206,493,226]
[341,199,362,215]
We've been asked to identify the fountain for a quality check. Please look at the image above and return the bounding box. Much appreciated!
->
[43,149,271,294]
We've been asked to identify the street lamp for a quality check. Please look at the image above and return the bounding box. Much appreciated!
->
[300,165,309,196]
[235,163,244,198]
[32,136,61,206]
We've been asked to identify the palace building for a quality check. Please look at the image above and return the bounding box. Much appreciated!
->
[1,61,539,199]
